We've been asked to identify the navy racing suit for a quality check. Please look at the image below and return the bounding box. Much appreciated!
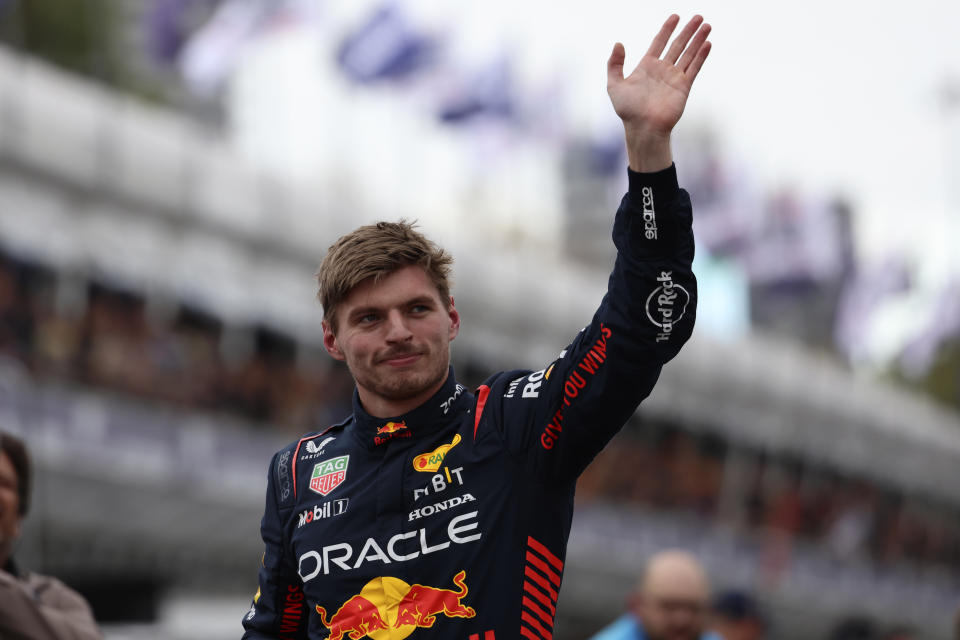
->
[242,164,697,640]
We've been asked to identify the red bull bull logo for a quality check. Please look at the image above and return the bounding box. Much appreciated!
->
[374,421,412,446]
[316,593,389,640]
[376,421,407,435]
[316,571,476,639]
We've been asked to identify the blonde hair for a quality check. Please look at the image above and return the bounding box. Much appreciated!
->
[317,220,453,332]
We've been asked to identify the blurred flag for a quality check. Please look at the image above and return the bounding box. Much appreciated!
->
[680,145,762,260]
[833,256,911,363]
[437,56,514,124]
[335,3,437,85]
[178,0,274,95]
[744,191,845,288]
[145,0,220,64]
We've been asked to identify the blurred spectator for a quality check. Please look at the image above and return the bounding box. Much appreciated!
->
[0,259,31,361]
[879,627,916,640]
[828,616,877,640]
[589,549,721,640]
[826,484,876,562]
[0,431,102,639]
[710,590,765,640]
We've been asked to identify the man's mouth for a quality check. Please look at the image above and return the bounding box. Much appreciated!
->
[380,352,421,366]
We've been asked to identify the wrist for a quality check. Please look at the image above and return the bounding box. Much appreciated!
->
[623,126,672,173]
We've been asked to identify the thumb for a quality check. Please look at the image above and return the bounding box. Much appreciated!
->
[607,42,625,88]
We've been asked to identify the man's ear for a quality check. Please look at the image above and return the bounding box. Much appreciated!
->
[448,296,460,341]
[322,320,346,361]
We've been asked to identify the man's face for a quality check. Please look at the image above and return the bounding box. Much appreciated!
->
[322,265,459,416]
[638,591,708,640]
[0,451,21,565]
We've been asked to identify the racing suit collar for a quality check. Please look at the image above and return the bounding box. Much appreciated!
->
[352,366,469,449]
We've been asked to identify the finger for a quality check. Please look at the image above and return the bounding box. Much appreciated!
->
[645,14,680,59]
[664,15,704,65]
[607,42,626,87]
[685,40,712,83]
[677,23,711,73]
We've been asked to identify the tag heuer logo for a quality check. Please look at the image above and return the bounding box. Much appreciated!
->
[309,455,349,496]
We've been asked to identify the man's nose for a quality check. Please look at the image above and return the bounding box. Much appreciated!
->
[384,311,413,342]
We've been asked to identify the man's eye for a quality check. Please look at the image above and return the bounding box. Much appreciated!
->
[358,314,379,324]
[410,305,430,314]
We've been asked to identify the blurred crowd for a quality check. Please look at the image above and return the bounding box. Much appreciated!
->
[0,250,353,434]
[577,425,960,576]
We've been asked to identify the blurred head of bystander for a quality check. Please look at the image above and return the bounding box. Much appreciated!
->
[710,590,765,640]
[0,431,29,570]
[631,549,713,640]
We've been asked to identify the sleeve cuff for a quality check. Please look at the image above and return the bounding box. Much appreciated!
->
[627,163,679,199]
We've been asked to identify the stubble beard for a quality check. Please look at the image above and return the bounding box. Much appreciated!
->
[351,346,450,406]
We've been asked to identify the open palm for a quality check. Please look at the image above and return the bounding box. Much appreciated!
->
[607,15,711,138]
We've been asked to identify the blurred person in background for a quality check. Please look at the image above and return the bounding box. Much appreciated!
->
[828,616,877,640]
[878,627,915,640]
[590,549,720,640]
[0,432,102,640]
[243,13,710,640]
[710,590,765,640]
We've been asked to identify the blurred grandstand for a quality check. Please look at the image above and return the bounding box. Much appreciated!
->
[1,3,960,640]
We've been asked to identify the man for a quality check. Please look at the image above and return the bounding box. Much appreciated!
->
[243,14,710,639]
[710,590,765,640]
[589,550,720,640]
[0,432,102,640]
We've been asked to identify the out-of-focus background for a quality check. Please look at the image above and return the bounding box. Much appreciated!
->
[1,0,959,638]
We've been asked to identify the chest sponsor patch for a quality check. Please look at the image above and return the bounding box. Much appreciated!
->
[309,455,349,496]
[413,434,461,472]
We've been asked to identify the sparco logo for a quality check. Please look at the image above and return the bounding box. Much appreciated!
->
[646,271,690,343]
[641,186,658,240]
[276,450,292,500]
[298,499,350,528]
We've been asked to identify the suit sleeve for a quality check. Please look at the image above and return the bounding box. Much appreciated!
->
[478,164,696,483]
[241,449,309,639]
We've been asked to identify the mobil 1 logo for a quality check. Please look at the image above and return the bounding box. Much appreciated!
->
[298,499,350,528]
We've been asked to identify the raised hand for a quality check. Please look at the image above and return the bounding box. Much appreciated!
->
[607,15,711,172]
